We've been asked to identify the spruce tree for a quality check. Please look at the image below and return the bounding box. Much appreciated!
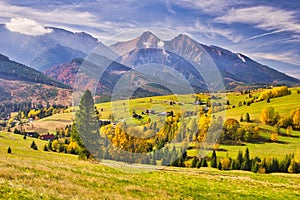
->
[196,160,202,169]
[218,161,222,170]
[201,158,208,167]
[43,144,48,151]
[74,90,100,160]
[191,157,198,168]
[7,147,11,153]
[245,113,250,122]
[31,141,38,150]
[211,150,217,168]
[236,150,243,170]
[241,148,251,171]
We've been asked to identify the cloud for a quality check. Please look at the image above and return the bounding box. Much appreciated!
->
[0,2,101,30]
[245,30,283,41]
[174,20,243,43]
[250,51,300,66]
[216,6,300,35]
[171,0,234,14]
[5,17,52,36]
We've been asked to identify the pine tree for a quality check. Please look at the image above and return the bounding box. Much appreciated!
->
[196,160,202,169]
[236,150,243,170]
[31,141,38,150]
[191,157,198,168]
[241,148,251,171]
[74,90,100,160]
[218,161,222,170]
[245,113,250,122]
[201,158,208,167]
[211,150,217,168]
[7,147,11,153]
[48,141,52,151]
[43,144,48,151]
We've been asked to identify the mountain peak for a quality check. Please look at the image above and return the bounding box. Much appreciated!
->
[140,31,157,38]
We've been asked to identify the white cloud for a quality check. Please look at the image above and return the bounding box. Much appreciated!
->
[0,2,101,30]
[216,6,300,34]
[245,30,283,41]
[5,17,52,36]
[250,51,300,66]
[171,0,233,14]
[174,20,243,43]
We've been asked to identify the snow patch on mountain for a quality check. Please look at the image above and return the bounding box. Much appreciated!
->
[237,53,246,63]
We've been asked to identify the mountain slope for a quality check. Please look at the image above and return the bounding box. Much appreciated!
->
[0,25,100,71]
[45,56,173,99]
[0,54,71,104]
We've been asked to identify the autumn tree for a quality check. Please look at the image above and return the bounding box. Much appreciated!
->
[260,107,279,125]
[223,118,240,141]
[292,108,300,129]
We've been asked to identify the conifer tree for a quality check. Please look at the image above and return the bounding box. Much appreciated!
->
[74,90,100,160]
[191,157,198,168]
[241,148,251,171]
[201,158,208,167]
[211,150,217,168]
[7,147,11,154]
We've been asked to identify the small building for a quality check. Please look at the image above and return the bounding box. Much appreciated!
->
[40,134,55,141]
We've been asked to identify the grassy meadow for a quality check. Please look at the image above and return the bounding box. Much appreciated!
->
[1,132,300,199]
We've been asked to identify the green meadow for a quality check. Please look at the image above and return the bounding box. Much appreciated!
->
[1,132,300,199]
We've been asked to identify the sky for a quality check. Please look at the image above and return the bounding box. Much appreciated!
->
[0,0,299,78]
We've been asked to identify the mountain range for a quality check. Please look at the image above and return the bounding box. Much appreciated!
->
[0,25,299,104]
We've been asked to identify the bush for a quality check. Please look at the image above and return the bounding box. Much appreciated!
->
[7,147,11,154]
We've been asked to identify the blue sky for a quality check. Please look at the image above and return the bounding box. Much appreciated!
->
[0,0,299,78]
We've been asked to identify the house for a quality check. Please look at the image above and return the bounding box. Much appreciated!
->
[40,133,55,141]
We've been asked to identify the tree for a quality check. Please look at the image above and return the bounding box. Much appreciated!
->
[292,108,300,129]
[191,157,198,168]
[240,115,244,122]
[218,161,222,170]
[196,159,202,169]
[245,113,250,122]
[260,107,279,125]
[211,150,217,168]
[236,150,243,170]
[270,133,278,142]
[241,148,251,171]
[288,158,299,173]
[201,158,208,167]
[286,126,293,136]
[7,147,11,153]
[221,158,231,170]
[74,90,100,160]
[31,141,38,150]
[223,118,240,141]
[43,144,48,151]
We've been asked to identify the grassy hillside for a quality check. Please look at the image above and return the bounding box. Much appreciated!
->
[226,87,300,120]
[1,131,300,199]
